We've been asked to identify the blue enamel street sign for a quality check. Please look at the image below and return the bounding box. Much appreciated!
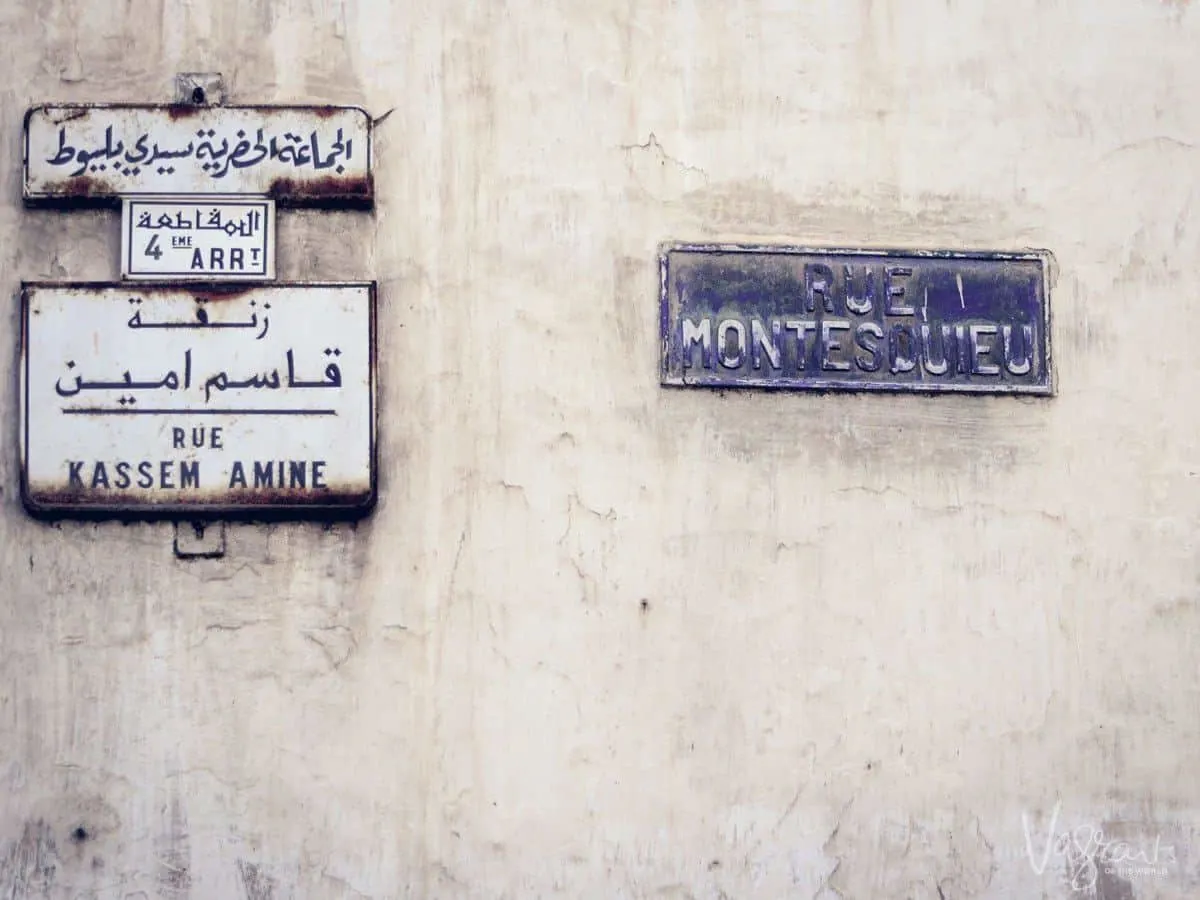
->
[660,244,1053,394]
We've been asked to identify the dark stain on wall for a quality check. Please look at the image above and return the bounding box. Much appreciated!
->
[238,859,278,900]
[0,821,58,896]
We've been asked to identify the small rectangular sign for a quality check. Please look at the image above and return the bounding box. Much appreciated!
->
[24,104,372,207]
[122,196,275,280]
[660,244,1053,394]
[21,282,376,517]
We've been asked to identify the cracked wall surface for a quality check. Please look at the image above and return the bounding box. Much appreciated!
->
[2,0,1200,897]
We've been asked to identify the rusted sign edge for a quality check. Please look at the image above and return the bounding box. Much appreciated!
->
[658,241,1056,397]
[18,280,378,522]
[22,104,374,209]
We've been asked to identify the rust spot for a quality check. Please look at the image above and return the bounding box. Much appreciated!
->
[29,172,372,210]
[47,175,111,199]
[25,479,373,521]
[217,485,371,506]
[268,174,373,208]
[28,481,368,505]
[187,284,267,301]
[312,106,342,119]
[25,174,121,209]
[28,478,88,504]
[166,103,204,120]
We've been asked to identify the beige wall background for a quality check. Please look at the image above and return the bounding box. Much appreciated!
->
[1,0,1198,897]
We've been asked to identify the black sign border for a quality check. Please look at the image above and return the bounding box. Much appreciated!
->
[659,242,1055,396]
[123,196,274,280]
[18,280,378,522]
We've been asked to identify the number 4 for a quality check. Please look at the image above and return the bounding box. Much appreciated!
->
[144,234,163,260]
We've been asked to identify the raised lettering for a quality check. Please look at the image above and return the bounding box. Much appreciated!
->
[855,323,884,372]
[784,320,815,371]
[718,319,745,370]
[751,319,782,370]
[845,265,876,315]
[820,320,851,372]
[921,324,951,376]
[805,263,835,313]
[969,325,1000,376]
[889,325,917,374]
[1003,324,1034,375]
[681,317,713,369]
[884,266,914,315]
[956,325,970,374]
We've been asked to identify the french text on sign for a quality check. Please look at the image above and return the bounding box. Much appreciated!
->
[122,196,275,280]
[20,282,376,517]
[23,104,372,206]
[660,244,1054,395]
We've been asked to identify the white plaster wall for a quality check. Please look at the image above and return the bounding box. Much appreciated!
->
[1,1,1198,897]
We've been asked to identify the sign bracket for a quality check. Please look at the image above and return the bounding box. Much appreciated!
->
[173,72,225,108]
[174,520,226,560]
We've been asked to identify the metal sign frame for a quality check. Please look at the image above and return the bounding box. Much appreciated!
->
[659,242,1055,395]
[19,280,378,521]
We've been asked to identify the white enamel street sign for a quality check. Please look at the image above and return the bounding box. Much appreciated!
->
[122,196,276,280]
[23,104,372,206]
[21,283,376,516]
